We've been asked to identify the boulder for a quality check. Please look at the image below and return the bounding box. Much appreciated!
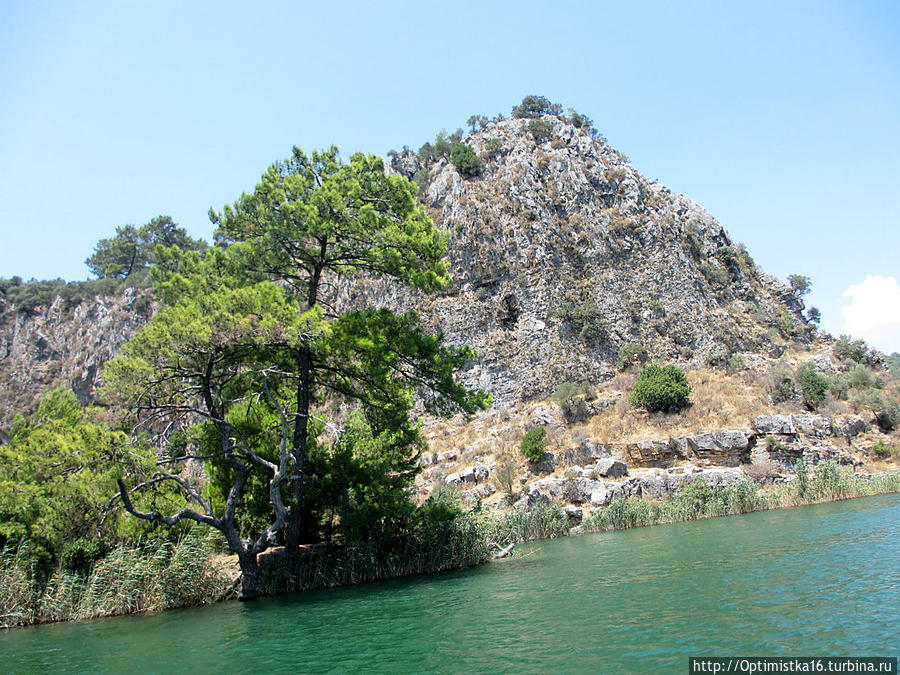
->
[444,472,462,487]
[463,483,496,503]
[595,458,628,478]
[793,415,834,437]
[687,430,752,466]
[563,505,583,520]
[752,415,796,436]
[474,462,491,482]
[437,450,458,463]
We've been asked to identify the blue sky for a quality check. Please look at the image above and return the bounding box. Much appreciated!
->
[1,0,898,351]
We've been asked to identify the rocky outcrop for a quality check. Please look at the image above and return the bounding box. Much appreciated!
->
[0,290,152,429]
[333,114,813,403]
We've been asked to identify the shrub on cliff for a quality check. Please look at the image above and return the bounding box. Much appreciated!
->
[449,143,483,177]
[520,426,547,463]
[630,364,691,412]
[795,362,828,410]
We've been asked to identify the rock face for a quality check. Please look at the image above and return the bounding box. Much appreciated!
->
[331,114,810,403]
[0,290,151,428]
[0,113,813,427]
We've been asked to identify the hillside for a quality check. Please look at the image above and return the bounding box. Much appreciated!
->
[332,111,813,403]
[1,100,896,502]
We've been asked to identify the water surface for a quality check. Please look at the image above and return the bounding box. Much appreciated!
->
[2,495,898,673]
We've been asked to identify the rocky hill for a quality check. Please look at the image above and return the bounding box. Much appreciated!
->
[0,104,878,440]
[332,113,810,402]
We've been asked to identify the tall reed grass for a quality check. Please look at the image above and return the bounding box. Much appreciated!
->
[476,504,570,546]
[582,461,900,534]
[1,529,231,628]
[260,515,490,595]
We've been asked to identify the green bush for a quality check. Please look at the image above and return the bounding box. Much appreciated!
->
[520,426,547,463]
[482,138,503,160]
[770,371,796,403]
[449,143,483,178]
[61,538,111,576]
[629,364,691,412]
[796,362,828,410]
[871,440,895,459]
[527,119,553,144]
[847,364,882,390]
[700,262,729,288]
[554,300,608,344]
[511,95,561,119]
[617,343,649,371]
[834,335,868,364]
[552,381,595,422]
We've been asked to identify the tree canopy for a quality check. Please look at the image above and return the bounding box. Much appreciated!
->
[107,147,489,598]
[86,215,206,280]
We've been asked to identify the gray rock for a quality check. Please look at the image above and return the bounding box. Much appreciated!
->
[793,415,834,437]
[461,466,476,483]
[474,462,491,482]
[687,430,752,466]
[444,472,462,487]
[595,458,628,478]
[463,483,496,503]
[835,417,867,438]
[437,450,458,463]
[563,505,583,519]
[752,415,796,436]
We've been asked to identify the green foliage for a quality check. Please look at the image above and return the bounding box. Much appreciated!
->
[482,138,503,160]
[617,343,649,371]
[787,274,811,296]
[527,119,552,143]
[108,146,489,589]
[554,300,608,344]
[552,381,595,422]
[629,364,691,412]
[60,538,111,575]
[726,353,746,374]
[806,306,821,324]
[466,114,488,132]
[770,369,796,403]
[871,440,895,459]
[1,530,230,626]
[478,504,569,545]
[833,335,868,364]
[0,276,140,313]
[86,216,206,280]
[449,143,483,178]
[776,312,798,338]
[494,461,519,501]
[520,426,547,463]
[700,262,729,288]
[764,435,788,453]
[795,362,829,410]
[847,363,882,390]
[886,352,900,374]
[0,390,160,567]
[511,95,561,119]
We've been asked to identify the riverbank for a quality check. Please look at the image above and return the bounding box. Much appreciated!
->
[3,462,898,629]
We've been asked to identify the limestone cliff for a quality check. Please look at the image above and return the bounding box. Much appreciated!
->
[0,114,819,428]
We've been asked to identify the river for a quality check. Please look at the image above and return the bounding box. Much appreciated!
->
[2,494,898,673]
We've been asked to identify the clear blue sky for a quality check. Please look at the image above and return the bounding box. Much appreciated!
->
[1,0,898,351]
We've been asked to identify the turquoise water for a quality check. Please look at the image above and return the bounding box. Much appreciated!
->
[2,495,898,673]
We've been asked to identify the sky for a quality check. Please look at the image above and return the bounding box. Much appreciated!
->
[1,0,898,352]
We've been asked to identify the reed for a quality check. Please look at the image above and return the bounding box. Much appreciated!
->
[1,529,232,627]
[261,515,490,595]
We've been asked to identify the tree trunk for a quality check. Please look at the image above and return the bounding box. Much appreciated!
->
[237,552,262,601]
